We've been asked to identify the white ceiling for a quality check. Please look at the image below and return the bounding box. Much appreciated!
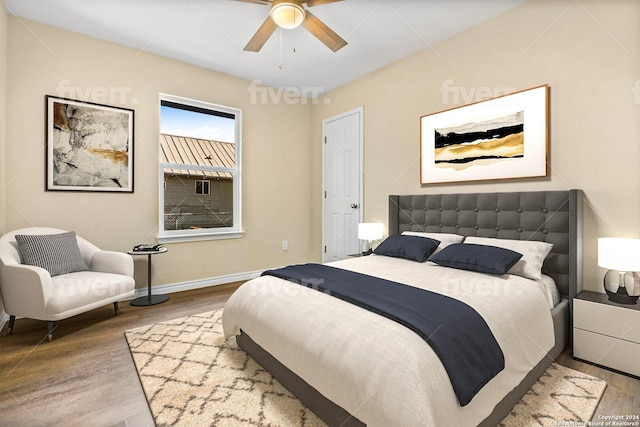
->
[3,0,528,95]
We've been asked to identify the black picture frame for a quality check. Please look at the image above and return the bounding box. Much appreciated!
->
[46,95,134,192]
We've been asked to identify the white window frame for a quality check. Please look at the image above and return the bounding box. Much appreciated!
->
[158,93,243,243]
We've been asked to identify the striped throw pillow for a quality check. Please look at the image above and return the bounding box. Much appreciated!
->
[15,232,89,276]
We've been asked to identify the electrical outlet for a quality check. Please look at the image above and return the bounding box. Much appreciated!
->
[282,240,288,251]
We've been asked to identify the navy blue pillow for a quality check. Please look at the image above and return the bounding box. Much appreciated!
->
[373,234,440,262]
[429,243,523,275]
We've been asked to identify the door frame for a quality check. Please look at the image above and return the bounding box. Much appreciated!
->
[321,106,364,261]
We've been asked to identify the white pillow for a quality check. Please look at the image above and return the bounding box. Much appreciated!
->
[537,274,560,309]
[401,232,464,255]
[463,236,553,280]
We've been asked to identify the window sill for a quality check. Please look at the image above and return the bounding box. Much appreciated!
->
[157,230,245,244]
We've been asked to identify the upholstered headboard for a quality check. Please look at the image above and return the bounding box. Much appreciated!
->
[389,190,583,301]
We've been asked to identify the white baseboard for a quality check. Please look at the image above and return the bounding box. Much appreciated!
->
[129,269,263,300]
[0,270,263,331]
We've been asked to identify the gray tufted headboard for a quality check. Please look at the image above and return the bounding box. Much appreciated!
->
[389,190,583,301]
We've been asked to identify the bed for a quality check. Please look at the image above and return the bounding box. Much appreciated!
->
[222,190,583,426]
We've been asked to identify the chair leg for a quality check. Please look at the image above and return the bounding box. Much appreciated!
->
[47,321,55,342]
[113,302,120,316]
[7,315,15,334]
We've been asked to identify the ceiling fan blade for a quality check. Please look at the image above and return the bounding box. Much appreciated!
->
[244,16,278,52]
[302,10,347,52]
[233,0,270,5]
[305,0,342,7]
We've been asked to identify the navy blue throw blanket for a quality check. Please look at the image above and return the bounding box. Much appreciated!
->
[262,263,504,406]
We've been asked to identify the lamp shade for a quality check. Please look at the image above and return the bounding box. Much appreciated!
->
[358,223,383,241]
[270,1,305,29]
[597,238,640,272]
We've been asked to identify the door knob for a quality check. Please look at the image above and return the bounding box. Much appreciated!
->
[350,203,359,209]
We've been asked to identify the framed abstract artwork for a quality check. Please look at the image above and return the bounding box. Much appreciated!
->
[420,85,548,184]
[46,95,134,192]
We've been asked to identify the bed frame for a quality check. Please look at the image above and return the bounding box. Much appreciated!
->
[237,189,584,427]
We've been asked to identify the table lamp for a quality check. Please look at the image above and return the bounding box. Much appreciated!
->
[597,237,640,304]
[358,223,383,255]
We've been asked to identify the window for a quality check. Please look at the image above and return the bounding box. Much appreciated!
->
[195,180,210,195]
[158,94,242,242]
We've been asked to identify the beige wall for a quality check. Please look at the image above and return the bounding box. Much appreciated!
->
[5,18,317,288]
[311,0,640,292]
[4,0,640,293]
[0,0,7,234]
[0,0,7,315]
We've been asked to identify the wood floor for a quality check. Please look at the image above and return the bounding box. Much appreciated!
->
[0,283,238,427]
[1,283,638,426]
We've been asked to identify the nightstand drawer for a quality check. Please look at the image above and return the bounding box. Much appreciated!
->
[574,298,640,343]
[573,328,640,377]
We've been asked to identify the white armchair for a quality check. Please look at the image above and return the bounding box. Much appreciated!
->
[0,227,135,341]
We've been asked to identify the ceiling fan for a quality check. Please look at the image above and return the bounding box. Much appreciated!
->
[236,0,348,53]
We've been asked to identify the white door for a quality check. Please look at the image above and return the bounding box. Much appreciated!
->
[322,107,363,262]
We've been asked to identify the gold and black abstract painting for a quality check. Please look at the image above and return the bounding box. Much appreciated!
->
[434,111,524,170]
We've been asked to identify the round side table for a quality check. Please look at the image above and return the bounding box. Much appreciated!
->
[128,247,169,306]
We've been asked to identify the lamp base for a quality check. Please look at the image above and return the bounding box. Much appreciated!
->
[605,287,639,305]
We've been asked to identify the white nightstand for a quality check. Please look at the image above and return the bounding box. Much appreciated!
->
[573,291,640,377]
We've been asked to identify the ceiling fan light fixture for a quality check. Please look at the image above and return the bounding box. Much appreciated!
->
[270,1,305,29]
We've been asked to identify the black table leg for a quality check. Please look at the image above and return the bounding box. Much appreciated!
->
[130,253,169,306]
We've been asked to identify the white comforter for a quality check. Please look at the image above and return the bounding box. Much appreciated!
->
[222,255,554,427]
